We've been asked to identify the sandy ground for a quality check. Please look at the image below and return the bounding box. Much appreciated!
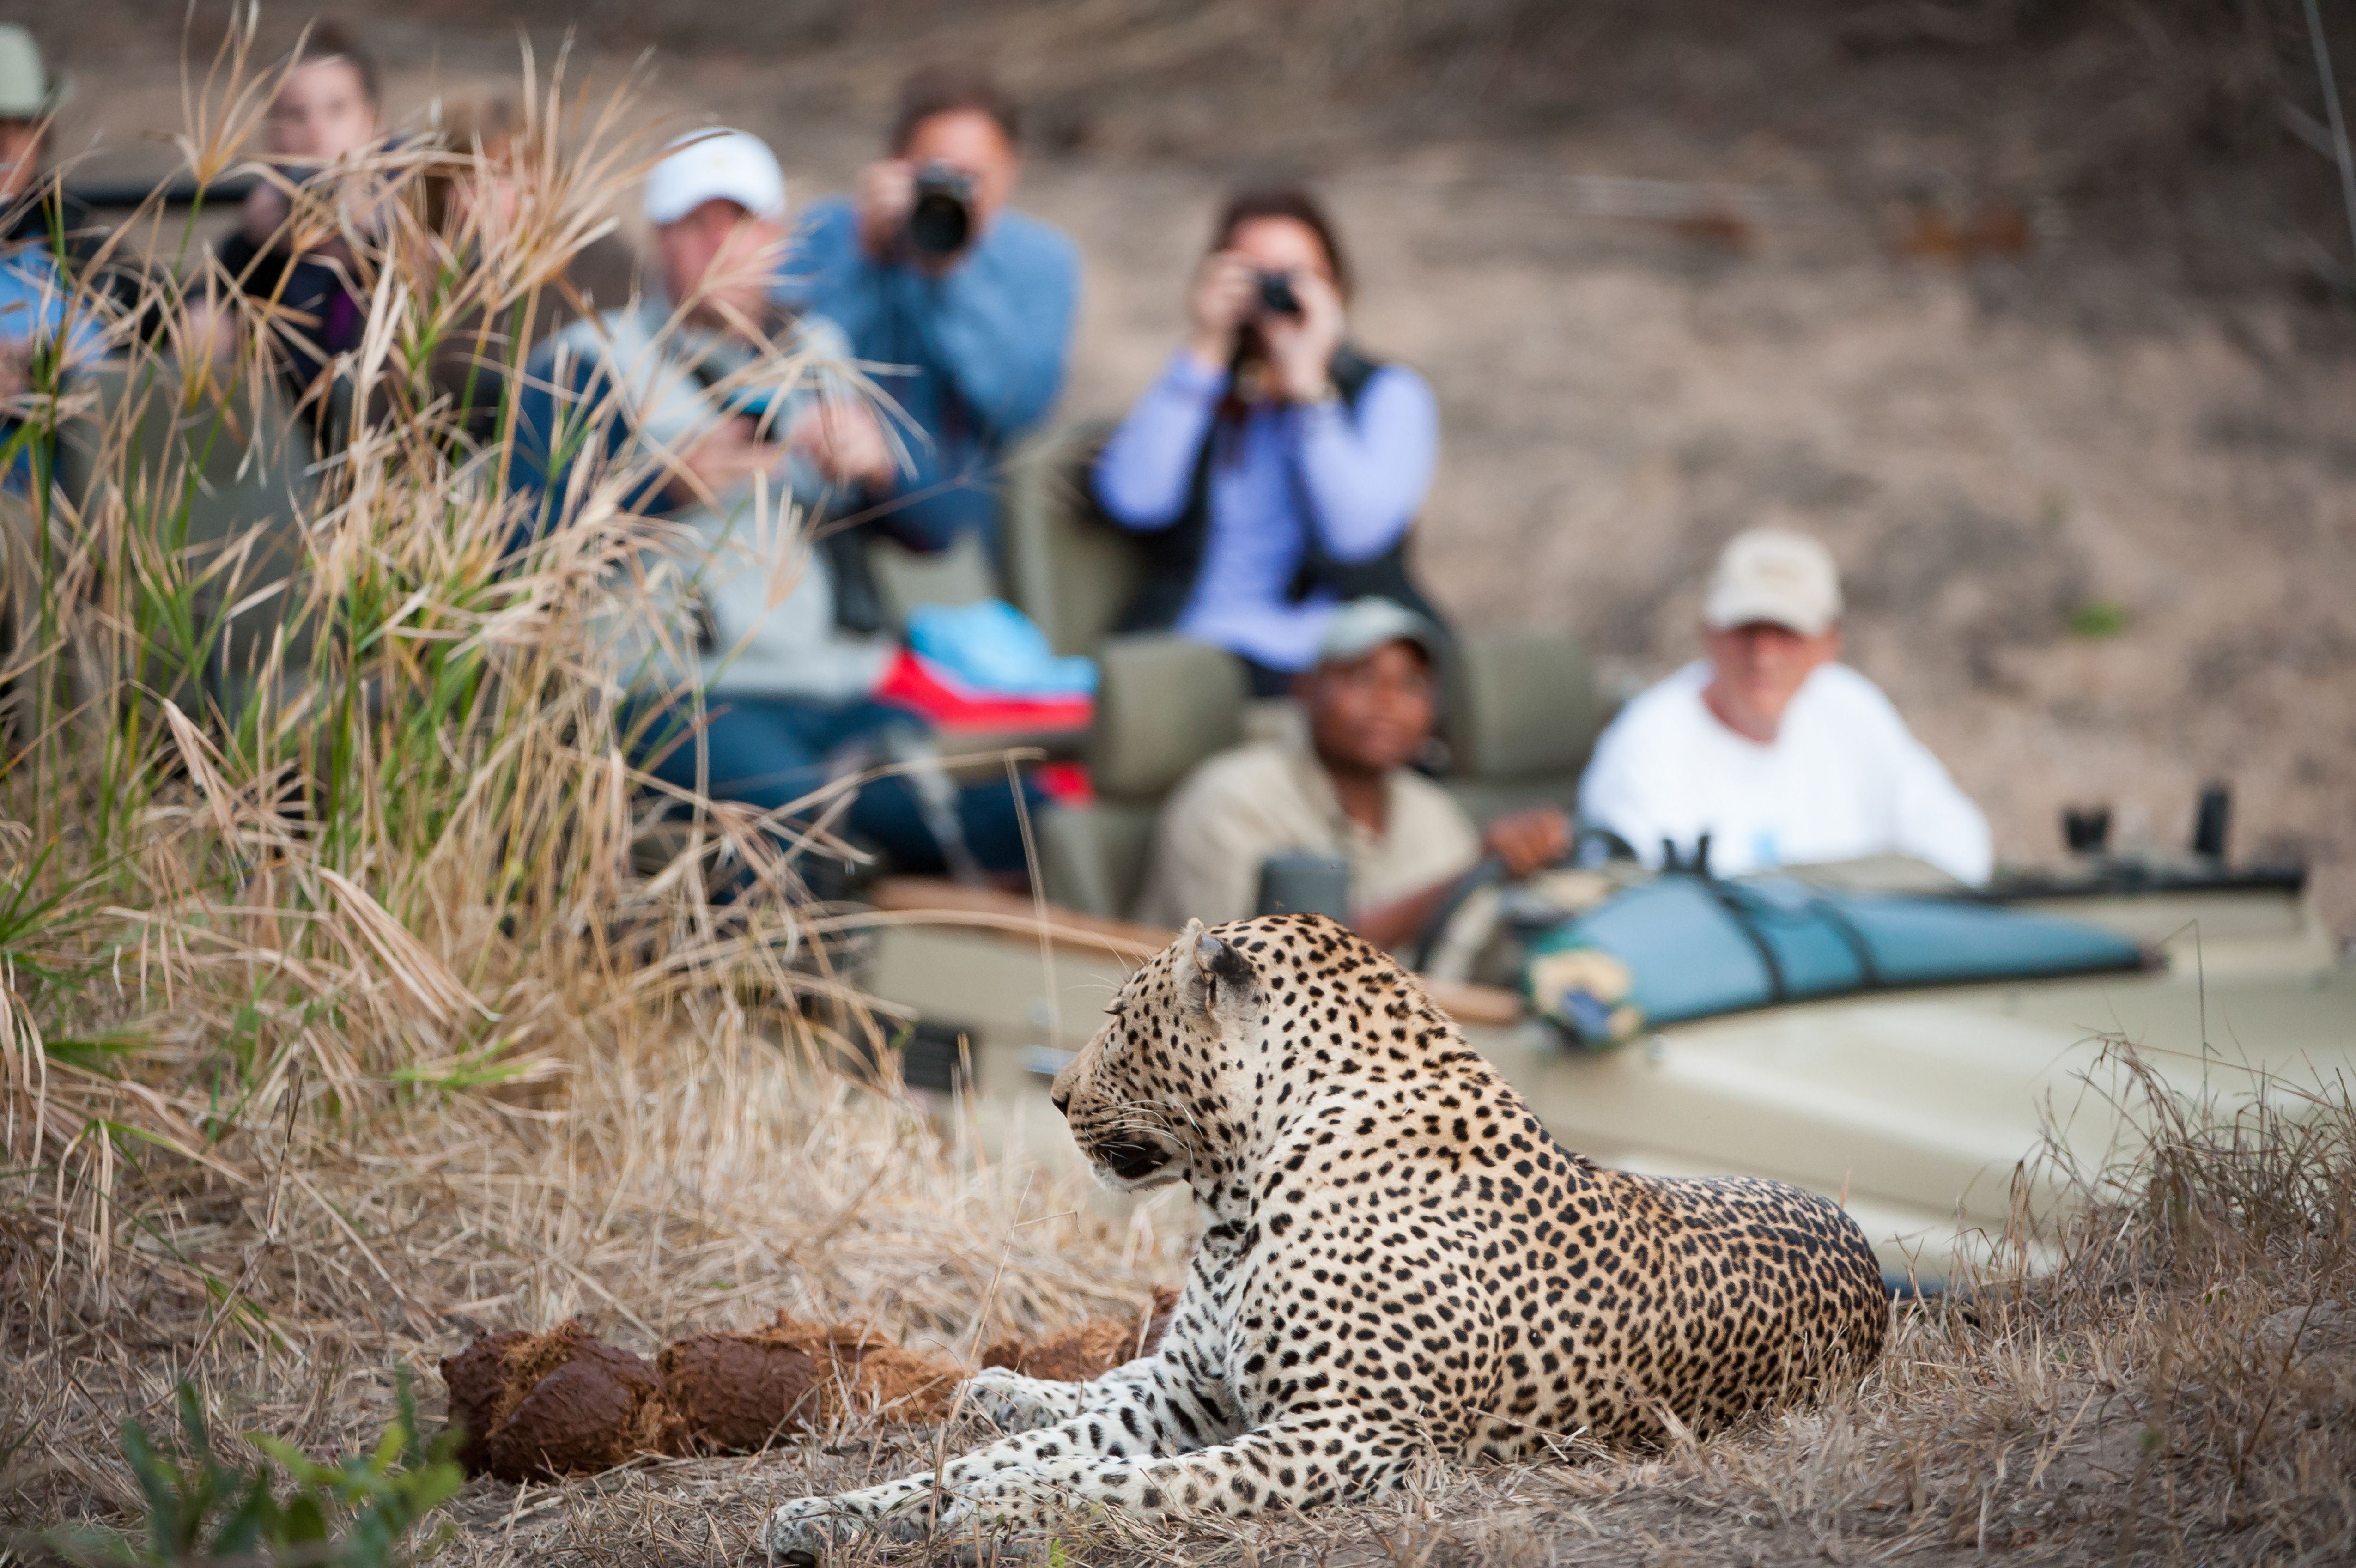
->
[25,3,2356,936]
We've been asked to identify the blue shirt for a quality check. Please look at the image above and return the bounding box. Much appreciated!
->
[0,243,105,494]
[1093,350,1439,671]
[774,197,1078,551]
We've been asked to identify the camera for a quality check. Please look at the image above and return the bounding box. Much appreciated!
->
[906,161,977,260]
[1255,269,1303,318]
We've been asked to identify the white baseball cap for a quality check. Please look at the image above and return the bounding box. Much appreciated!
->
[643,129,787,227]
[1703,528,1842,637]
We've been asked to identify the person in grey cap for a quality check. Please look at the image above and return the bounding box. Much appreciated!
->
[1136,598,1572,946]
[0,24,67,231]
[1579,528,1991,884]
[0,24,107,496]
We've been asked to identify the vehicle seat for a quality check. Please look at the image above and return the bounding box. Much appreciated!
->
[1001,419,1140,656]
[1441,630,1601,824]
[51,363,317,710]
[1038,634,1245,919]
[866,528,998,628]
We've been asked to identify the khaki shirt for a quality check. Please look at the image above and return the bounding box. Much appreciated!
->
[1135,740,1484,932]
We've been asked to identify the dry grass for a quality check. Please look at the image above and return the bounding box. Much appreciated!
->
[1,13,2352,1568]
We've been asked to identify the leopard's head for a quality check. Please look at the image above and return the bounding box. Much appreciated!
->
[1048,916,1297,1191]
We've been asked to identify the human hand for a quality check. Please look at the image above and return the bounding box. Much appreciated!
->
[1483,808,1574,880]
[675,416,787,505]
[239,180,292,247]
[855,159,917,261]
[1259,266,1345,402]
[1184,249,1258,371]
[790,396,898,491]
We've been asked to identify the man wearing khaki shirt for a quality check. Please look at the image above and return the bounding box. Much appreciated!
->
[1137,601,1571,952]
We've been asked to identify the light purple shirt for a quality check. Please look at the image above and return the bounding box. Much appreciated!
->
[1093,350,1439,671]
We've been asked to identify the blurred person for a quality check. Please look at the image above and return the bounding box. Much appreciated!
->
[0,24,85,255]
[1137,599,1571,949]
[773,64,1077,617]
[213,24,387,412]
[1579,527,1992,885]
[0,24,105,495]
[512,130,1040,879]
[1093,185,1442,698]
[413,97,634,440]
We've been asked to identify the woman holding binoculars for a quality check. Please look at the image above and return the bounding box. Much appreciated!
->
[1094,185,1444,697]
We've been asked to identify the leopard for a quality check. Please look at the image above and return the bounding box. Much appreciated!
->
[765,913,1888,1561]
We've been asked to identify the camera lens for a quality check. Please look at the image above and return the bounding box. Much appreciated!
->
[1257,270,1303,318]
[907,162,976,259]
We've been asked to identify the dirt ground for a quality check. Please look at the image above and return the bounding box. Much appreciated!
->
[24,0,2356,936]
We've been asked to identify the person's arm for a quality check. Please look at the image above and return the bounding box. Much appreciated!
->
[1091,352,1224,529]
[1289,365,1439,562]
[507,340,671,544]
[1577,716,1681,870]
[1352,807,1571,954]
[1138,770,1276,929]
[1885,731,1994,886]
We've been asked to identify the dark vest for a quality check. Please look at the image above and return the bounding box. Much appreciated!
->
[1107,346,1446,643]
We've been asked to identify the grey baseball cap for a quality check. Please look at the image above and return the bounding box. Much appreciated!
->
[1315,597,1445,669]
[0,27,69,121]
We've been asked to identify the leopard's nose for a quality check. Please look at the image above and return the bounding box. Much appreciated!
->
[1050,1087,1072,1115]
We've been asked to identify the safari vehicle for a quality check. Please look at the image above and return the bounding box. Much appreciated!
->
[853,427,2356,1289]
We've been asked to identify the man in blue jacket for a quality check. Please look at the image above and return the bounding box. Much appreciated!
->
[776,65,1077,598]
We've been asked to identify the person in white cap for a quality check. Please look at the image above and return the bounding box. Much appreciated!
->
[1137,599,1572,946]
[1578,528,1992,884]
[512,129,1040,880]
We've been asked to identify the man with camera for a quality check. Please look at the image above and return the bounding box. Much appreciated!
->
[774,65,1078,581]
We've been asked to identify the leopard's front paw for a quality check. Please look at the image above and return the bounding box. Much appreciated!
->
[959,1367,1081,1433]
[763,1498,870,1566]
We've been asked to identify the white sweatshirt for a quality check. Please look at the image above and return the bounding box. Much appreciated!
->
[1578,661,1993,885]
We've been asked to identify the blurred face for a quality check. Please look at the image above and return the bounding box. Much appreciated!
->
[1225,215,1336,290]
[446,165,521,240]
[899,109,1020,231]
[0,120,41,201]
[656,199,784,333]
[266,56,379,161]
[1703,621,1841,740]
[1303,640,1437,777]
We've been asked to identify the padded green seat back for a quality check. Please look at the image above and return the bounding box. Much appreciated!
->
[867,527,999,629]
[1441,630,1599,823]
[55,364,316,706]
[1002,419,1142,657]
[1040,634,1247,918]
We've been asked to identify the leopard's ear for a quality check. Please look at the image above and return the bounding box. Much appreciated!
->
[1176,925,1259,1023]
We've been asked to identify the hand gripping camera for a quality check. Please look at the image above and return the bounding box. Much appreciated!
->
[1255,268,1303,318]
[906,161,978,260]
